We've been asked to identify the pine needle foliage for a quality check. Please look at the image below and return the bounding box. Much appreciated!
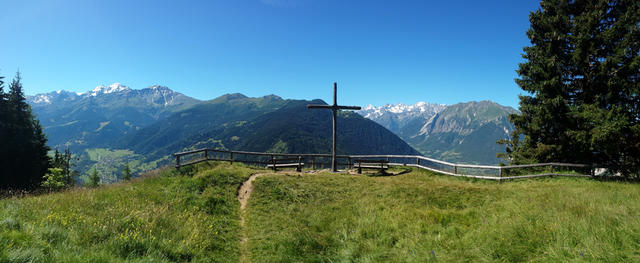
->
[88,168,100,187]
[0,71,50,188]
[122,163,132,181]
[503,0,640,177]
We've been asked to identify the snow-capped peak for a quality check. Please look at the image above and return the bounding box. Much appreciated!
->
[27,83,187,107]
[146,85,170,91]
[364,104,376,111]
[89,83,131,96]
[358,101,446,120]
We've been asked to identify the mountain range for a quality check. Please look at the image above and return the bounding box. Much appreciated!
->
[358,101,518,164]
[27,84,518,181]
[27,84,418,180]
[28,83,200,152]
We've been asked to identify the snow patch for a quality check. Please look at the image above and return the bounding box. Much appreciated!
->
[89,83,131,96]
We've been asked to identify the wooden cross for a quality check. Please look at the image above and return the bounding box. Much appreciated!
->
[307,82,361,172]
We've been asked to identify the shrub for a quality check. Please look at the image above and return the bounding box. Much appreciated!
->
[41,168,68,190]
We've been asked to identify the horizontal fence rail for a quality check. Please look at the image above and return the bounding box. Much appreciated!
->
[173,148,594,181]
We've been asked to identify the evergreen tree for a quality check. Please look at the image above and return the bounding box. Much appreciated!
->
[122,163,132,181]
[0,72,50,188]
[0,74,6,161]
[504,0,640,176]
[51,148,78,187]
[89,168,100,187]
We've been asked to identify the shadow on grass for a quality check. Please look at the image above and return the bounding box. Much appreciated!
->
[592,175,640,183]
[365,167,412,177]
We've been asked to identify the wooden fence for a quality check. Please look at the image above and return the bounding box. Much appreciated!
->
[173,149,594,181]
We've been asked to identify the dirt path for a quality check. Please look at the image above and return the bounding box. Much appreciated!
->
[238,173,268,228]
[238,172,270,263]
[236,170,334,262]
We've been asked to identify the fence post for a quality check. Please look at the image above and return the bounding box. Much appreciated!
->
[549,164,553,177]
[297,155,302,172]
[271,155,276,172]
[347,157,351,169]
[499,167,503,181]
[176,155,181,168]
[204,150,208,160]
[454,164,457,174]
[230,152,234,165]
[416,157,420,166]
[312,156,315,170]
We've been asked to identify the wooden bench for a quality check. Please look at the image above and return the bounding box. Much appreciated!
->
[353,159,389,174]
[266,157,305,172]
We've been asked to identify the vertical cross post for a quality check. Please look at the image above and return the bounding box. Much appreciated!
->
[307,82,361,172]
[332,84,337,171]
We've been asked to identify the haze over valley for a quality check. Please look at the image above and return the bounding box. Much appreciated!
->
[27,83,517,181]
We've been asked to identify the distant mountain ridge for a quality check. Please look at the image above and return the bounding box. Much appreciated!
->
[359,100,518,164]
[27,83,201,151]
[122,94,419,161]
[27,88,419,179]
[359,102,446,138]
[28,83,196,107]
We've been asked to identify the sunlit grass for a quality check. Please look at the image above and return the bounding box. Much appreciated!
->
[247,168,640,262]
[2,163,639,262]
[0,162,260,262]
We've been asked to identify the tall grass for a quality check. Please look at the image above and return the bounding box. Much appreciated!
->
[2,163,640,262]
[0,162,259,262]
[246,168,640,262]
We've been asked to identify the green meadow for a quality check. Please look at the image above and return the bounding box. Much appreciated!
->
[247,169,640,262]
[0,163,256,262]
[1,162,640,262]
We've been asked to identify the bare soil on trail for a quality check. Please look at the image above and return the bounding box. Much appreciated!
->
[238,173,268,226]
[237,173,269,263]
[235,169,378,262]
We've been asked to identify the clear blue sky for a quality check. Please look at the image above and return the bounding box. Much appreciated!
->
[1,0,541,108]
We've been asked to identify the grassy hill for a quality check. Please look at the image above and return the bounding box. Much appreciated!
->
[0,163,257,262]
[248,170,640,262]
[2,162,640,262]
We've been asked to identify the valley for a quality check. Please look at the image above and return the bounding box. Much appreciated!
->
[359,101,518,164]
[28,84,518,182]
[28,85,422,181]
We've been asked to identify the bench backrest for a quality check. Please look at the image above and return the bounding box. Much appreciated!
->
[354,159,389,164]
[271,157,304,164]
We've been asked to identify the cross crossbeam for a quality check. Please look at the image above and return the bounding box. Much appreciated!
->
[307,82,361,172]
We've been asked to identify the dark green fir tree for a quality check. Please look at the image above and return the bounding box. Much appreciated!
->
[502,0,640,177]
[89,168,100,187]
[0,72,51,188]
[122,163,132,181]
